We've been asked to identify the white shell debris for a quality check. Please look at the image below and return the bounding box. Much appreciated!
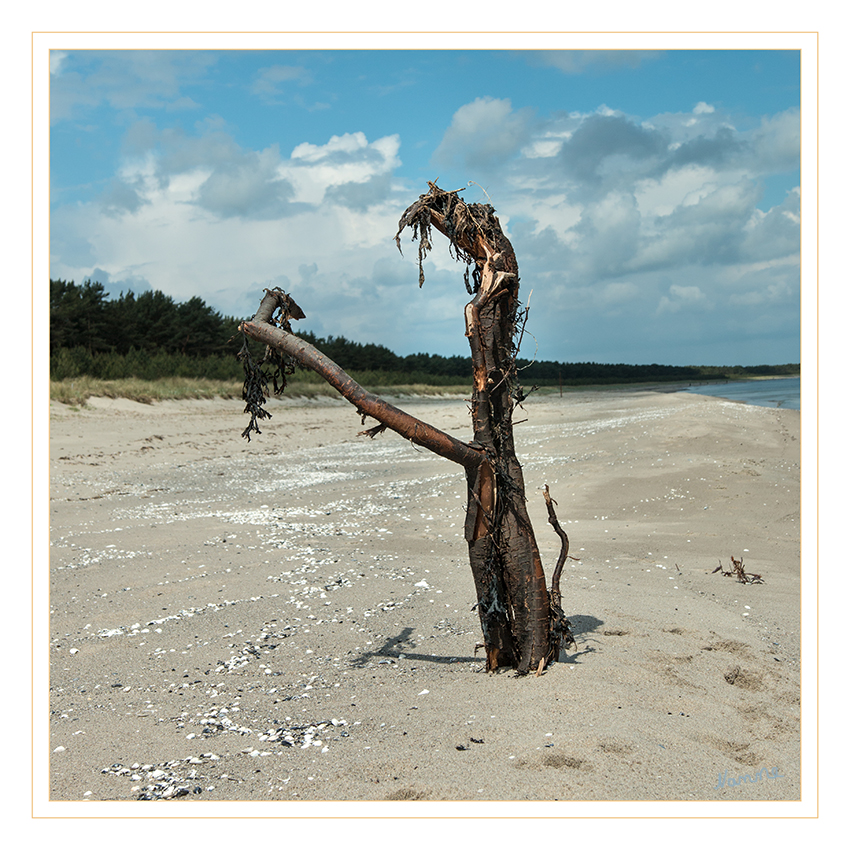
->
[102,753,221,800]
[193,707,253,737]
[101,718,348,800]
[259,718,347,750]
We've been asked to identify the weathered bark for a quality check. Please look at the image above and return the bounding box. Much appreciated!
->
[396,184,552,673]
[239,183,572,674]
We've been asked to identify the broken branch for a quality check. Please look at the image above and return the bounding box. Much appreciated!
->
[239,289,484,470]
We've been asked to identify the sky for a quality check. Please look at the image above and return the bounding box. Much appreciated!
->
[49,47,802,366]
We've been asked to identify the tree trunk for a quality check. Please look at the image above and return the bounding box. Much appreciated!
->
[239,183,572,674]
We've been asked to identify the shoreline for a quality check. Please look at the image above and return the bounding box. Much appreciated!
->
[47,389,801,803]
[48,372,800,409]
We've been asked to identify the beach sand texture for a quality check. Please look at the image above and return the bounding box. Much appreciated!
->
[48,389,801,802]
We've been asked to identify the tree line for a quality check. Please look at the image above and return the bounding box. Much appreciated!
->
[49,279,799,384]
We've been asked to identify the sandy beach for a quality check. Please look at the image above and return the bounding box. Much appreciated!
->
[47,387,801,804]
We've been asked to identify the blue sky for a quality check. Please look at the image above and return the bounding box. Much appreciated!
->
[49,47,802,366]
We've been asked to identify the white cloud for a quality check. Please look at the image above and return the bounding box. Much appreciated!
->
[739,186,801,262]
[50,51,67,75]
[196,144,294,218]
[50,123,416,346]
[634,165,721,217]
[628,179,762,272]
[50,66,800,366]
[98,123,403,220]
[432,97,534,171]
[751,108,800,173]
[285,132,401,207]
[522,138,565,159]
[657,284,708,314]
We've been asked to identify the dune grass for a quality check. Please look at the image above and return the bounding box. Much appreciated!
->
[50,376,244,406]
[49,375,474,406]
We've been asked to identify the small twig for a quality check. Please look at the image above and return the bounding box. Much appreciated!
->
[467,180,492,203]
[514,289,533,357]
[358,423,388,439]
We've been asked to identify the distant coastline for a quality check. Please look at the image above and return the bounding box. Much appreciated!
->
[680,376,800,410]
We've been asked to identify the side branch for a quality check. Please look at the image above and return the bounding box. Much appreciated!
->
[543,484,569,607]
[239,314,483,470]
[543,484,576,659]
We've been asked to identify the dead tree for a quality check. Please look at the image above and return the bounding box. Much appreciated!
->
[239,183,573,674]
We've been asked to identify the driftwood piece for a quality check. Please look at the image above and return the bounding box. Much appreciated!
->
[712,555,764,584]
[239,183,577,675]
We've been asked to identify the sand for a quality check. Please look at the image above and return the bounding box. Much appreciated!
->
[46,387,801,806]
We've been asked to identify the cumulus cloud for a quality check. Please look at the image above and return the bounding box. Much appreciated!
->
[740,187,801,262]
[50,121,412,336]
[448,95,801,363]
[558,113,666,194]
[285,132,401,206]
[323,172,394,210]
[88,123,296,221]
[49,60,800,365]
[667,125,747,170]
[571,191,643,278]
[195,144,296,219]
[99,178,149,217]
[750,108,800,173]
[432,97,534,171]
[490,101,801,283]
[93,121,404,222]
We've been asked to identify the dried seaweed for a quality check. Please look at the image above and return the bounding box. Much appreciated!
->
[238,336,273,441]
[394,182,505,293]
[238,289,302,440]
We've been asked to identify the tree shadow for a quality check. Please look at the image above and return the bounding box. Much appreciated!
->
[348,626,480,668]
[348,614,607,669]
[558,613,604,664]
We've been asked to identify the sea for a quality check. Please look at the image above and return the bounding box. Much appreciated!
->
[682,376,800,410]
